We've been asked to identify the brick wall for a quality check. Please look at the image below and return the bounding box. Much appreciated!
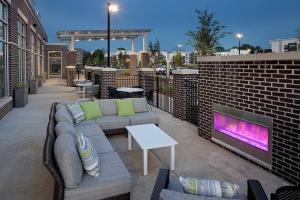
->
[198,53,300,185]
[173,71,198,120]
[138,68,154,96]
[66,67,76,87]
[100,69,117,99]
[0,98,13,119]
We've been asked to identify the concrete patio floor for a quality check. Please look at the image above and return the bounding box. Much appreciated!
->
[0,80,289,200]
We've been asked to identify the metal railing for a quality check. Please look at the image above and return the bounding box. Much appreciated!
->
[186,79,198,125]
[116,75,139,88]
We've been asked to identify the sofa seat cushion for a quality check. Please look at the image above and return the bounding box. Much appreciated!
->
[160,189,235,200]
[129,112,159,125]
[74,120,105,138]
[99,99,117,116]
[95,116,130,131]
[54,134,83,189]
[88,135,114,154]
[64,152,131,200]
[132,97,149,113]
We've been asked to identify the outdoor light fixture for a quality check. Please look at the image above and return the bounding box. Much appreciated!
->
[100,38,104,40]
[75,38,80,42]
[88,38,92,41]
[107,2,119,68]
[123,37,127,40]
[112,37,116,40]
[236,33,244,55]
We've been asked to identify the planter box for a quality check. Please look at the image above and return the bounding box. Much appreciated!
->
[29,80,38,94]
[15,88,28,107]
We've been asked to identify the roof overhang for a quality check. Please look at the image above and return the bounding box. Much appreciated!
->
[57,29,151,41]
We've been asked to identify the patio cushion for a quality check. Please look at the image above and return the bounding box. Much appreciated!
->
[67,103,85,124]
[54,134,83,189]
[64,152,131,200]
[77,134,100,177]
[88,135,114,154]
[129,112,159,125]
[55,121,77,138]
[179,177,240,198]
[160,189,233,200]
[74,120,105,138]
[116,99,135,116]
[55,109,74,124]
[56,103,68,112]
[132,97,149,113]
[95,115,130,130]
[80,100,102,120]
[99,99,118,116]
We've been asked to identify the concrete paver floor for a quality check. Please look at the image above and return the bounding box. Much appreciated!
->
[0,81,289,200]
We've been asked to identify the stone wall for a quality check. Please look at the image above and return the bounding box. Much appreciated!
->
[198,52,300,185]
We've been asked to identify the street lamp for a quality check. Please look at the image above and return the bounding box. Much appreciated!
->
[236,33,243,55]
[107,3,118,67]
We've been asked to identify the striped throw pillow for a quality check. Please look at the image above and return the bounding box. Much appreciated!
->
[77,133,100,177]
[179,177,239,198]
[67,103,85,124]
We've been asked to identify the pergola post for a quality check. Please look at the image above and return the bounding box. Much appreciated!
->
[142,33,146,52]
[69,34,75,51]
[131,38,135,53]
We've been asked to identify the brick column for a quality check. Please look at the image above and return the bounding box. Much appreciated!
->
[172,69,199,120]
[66,66,76,87]
[130,54,138,76]
[90,67,101,84]
[140,52,149,68]
[100,68,117,99]
[138,68,154,96]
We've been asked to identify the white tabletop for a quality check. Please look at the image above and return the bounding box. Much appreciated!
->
[76,82,93,87]
[117,87,143,93]
[126,124,178,150]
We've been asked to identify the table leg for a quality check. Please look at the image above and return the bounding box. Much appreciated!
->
[128,132,132,150]
[83,86,86,99]
[143,149,148,176]
[171,145,175,171]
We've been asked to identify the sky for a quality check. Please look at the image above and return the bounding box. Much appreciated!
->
[36,0,300,52]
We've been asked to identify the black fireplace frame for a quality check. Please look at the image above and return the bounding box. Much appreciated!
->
[212,104,273,169]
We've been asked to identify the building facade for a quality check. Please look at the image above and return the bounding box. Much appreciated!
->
[0,0,48,119]
[270,38,299,53]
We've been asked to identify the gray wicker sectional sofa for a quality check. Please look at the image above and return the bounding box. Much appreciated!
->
[43,98,159,200]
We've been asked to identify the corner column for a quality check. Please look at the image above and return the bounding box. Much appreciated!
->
[100,68,117,99]
[172,69,199,120]
[66,66,76,87]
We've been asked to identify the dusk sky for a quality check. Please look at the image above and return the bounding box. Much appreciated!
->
[36,0,300,52]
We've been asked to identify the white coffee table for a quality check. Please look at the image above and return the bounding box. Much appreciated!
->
[126,124,178,176]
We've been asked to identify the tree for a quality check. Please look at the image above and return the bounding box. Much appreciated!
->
[186,9,230,56]
[232,44,261,54]
[173,53,182,66]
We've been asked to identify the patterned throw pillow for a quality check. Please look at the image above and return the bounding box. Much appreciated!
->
[77,133,100,177]
[179,177,239,198]
[67,103,85,124]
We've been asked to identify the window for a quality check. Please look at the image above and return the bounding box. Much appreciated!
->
[49,51,62,76]
[18,19,27,83]
[0,2,7,99]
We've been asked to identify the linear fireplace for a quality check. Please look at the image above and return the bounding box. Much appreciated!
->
[212,104,273,169]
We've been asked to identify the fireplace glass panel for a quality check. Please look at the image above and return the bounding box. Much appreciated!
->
[214,112,269,151]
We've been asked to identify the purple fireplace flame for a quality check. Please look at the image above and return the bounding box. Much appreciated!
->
[214,112,269,151]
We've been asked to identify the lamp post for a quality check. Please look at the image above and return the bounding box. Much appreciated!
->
[107,3,118,68]
[236,33,243,55]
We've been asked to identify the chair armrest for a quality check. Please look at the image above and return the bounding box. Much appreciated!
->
[247,179,268,200]
[150,168,170,200]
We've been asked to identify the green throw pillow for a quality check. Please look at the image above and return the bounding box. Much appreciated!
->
[116,99,135,116]
[80,100,102,120]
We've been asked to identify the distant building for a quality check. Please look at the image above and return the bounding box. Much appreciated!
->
[160,51,192,65]
[270,38,299,53]
[215,49,251,56]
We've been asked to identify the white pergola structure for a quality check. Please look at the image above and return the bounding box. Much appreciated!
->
[56,29,151,53]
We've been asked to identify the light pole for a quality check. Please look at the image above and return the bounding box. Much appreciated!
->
[107,3,118,67]
[236,33,243,55]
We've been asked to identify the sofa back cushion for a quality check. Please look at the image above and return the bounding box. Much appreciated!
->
[55,121,77,139]
[67,103,86,124]
[55,109,73,124]
[132,98,149,113]
[54,134,83,188]
[99,99,118,116]
[80,100,102,120]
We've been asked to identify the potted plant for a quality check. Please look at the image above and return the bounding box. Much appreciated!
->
[29,79,38,94]
[38,75,43,87]
[14,82,28,107]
